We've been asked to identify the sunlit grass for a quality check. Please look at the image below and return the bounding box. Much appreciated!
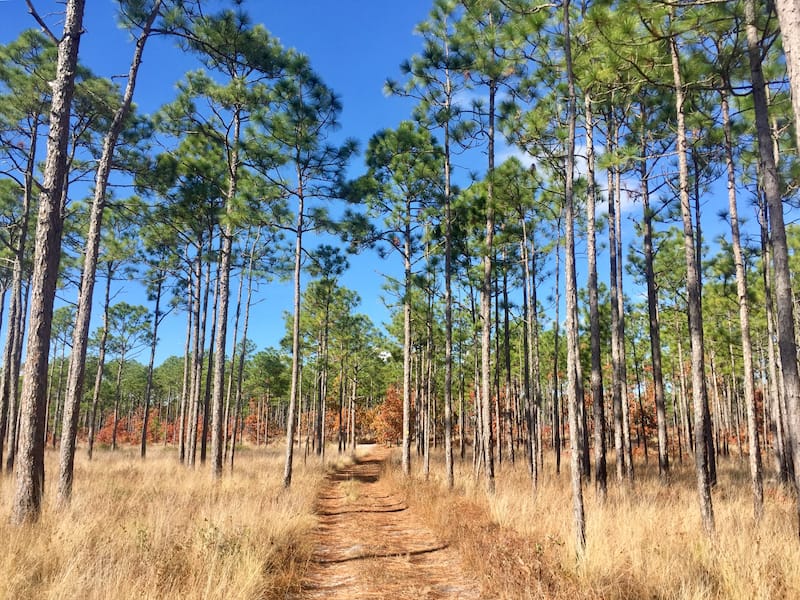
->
[387,446,800,600]
[0,443,326,600]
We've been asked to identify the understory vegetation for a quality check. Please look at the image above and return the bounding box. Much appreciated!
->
[0,445,326,600]
[389,449,800,600]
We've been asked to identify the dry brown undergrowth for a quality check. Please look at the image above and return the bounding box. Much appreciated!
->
[387,449,800,600]
[0,444,327,600]
[4,443,797,600]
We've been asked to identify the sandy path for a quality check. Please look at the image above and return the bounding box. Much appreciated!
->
[298,446,481,599]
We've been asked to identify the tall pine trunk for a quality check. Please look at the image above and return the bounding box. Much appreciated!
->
[283,175,304,488]
[670,23,715,535]
[754,0,800,531]
[723,22,765,517]
[211,109,240,478]
[11,0,85,525]
[57,1,160,504]
[563,0,586,555]
[585,91,606,499]
[639,97,670,480]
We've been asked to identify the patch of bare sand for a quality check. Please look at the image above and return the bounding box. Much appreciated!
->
[298,446,481,599]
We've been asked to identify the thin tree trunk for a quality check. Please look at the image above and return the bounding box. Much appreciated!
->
[178,268,193,463]
[563,1,586,554]
[722,43,764,518]
[210,108,240,478]
[57,1,160,504]
[585,91,606,499]
[443,83,455,489]
[670,25,715,535]
[87,273,113,460]
[201,258,220,464]
[607,111,625,483]
[10,0,85,524]
[140,269,163,458]
[552,232,562,474]
[479,76,498,493]
[283,173,304,488]
[639,99,670,480]
[614,125,634,482]
[0,115,37,471]
[402,198,413,477]
[111,358,124,451]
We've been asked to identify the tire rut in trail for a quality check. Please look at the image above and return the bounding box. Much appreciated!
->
[297,446,481,599]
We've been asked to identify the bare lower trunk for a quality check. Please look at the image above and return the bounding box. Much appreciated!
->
[480,80,497,494]
[57,1,160,504]
[564,2,586,555]
[762,0,800,534]
[723,27,764,517]
[607,113,624,483]
[11,0,85,525]
[402,205,413,477]
[671,27,714,535]
[283,186,304,488]
[639,99,669,479]
[141,271,163,459]
[585,92,606,499]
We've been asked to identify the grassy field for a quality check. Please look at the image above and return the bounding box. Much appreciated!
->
[2,443,798,599]
[0,444,328,600]
[387,449,800,599]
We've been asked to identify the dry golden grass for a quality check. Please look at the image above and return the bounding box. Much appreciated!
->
[0,443,329,600]
[387,448,800,600]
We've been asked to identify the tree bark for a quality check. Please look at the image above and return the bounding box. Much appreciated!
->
[563,0,586,555]
[607,111,625,483]
[11,0,85,525]
[140,268,164,459]
[283,174,304,488]
[57,0,160,505]
[585,91,607,499]
[639,97,669,480]
[757,0,800,531]
[670,25,715,535]
[723,19,765,517]
[211,108,240,478]
[775,0,800,153]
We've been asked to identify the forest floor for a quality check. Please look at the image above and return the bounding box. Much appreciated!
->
[298,445,481,599]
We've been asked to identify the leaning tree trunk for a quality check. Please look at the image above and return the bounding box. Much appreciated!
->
[11,0,85,525]
[57,0,160,505]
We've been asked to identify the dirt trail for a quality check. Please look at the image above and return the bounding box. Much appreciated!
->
[299,446,481,599]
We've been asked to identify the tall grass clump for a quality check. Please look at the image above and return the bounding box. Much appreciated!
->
[388,448,800,600]
[0,444,326,600]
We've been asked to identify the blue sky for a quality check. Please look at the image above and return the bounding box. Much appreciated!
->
[2,0,446,363]
[2,1,761,367]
